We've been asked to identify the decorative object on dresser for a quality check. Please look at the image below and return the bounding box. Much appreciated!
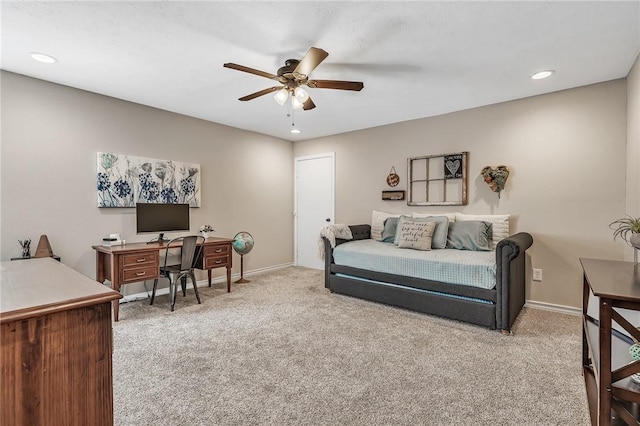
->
[17,238,30,258]
[232,231,254,284]
[480,165,510,198]
[407,152,468,206]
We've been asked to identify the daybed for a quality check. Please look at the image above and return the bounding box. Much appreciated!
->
[323,221,533,334]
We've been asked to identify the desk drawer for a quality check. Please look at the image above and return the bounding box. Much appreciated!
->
[121,252,158,268]
[204,245,229,257]
[121,265,158,283]
[203,255,230,269]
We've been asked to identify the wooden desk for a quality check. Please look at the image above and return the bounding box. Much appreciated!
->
[1,257,122,425]
[92,237,234,321]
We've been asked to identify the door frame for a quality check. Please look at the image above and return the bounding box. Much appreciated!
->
[294,152,335,267]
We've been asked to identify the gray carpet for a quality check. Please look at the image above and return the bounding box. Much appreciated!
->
[113,267,589,425]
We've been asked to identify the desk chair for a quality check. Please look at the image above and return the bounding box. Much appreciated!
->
[150,235,203,311]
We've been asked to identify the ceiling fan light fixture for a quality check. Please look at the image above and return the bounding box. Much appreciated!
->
[530,70,555,80]
[274,88,289,105]
[291,97,304,110]
[294,87,309,103]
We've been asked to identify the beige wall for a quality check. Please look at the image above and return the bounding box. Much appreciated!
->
[627,53,640,261]
[0,71,294,296]
[293,80,628,309]
[1,70,631,309]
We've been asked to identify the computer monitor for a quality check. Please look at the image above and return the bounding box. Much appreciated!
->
[136,203,190,243]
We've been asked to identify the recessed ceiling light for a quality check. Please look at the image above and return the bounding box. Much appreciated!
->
[291,129,301,134]
[30,52,58,64]
[530,70,554,80]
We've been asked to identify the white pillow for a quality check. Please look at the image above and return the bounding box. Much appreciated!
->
[371,210,401,241]
[455,213,510,249]
[412,212,456,222]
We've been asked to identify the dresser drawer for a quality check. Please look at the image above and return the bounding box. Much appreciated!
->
[204,244,229,257]
[121,265,158,283]
[121,252,158,268]
[203,255,230,269]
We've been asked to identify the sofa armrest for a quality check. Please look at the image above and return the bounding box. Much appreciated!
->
[324,224,371,288]
[495,232,534,333]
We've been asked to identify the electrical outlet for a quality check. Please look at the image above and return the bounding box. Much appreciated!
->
[532,268,543,282]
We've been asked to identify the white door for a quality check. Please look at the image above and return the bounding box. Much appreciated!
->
[295,153,335,269]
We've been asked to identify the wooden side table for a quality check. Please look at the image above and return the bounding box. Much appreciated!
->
[581,258,640,425]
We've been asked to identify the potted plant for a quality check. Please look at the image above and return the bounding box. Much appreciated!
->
[609,215,640,249]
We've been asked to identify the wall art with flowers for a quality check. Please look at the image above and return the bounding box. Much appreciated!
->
[97,152,201,208]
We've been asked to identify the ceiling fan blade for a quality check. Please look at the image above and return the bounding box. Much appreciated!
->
[293,47,329,78]
[302,97,316,111]
[238,86,283,101]
[307,80,364,91]
[224,63,277,80]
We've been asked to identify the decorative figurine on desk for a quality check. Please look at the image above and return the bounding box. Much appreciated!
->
[200,224,215,239]
[18,238,31,258]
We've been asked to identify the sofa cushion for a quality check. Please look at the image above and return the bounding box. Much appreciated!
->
[396,217,436,251]
[446,221,493,251]
[404,215,449,249]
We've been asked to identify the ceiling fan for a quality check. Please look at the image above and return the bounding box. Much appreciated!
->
[223,47,364,111]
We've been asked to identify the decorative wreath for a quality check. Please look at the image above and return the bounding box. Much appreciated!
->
[480,166,510,198]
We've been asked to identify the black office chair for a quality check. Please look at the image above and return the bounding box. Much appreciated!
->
[150,235,204,311]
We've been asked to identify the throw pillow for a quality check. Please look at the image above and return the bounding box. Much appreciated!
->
[413,212,456,223]
[371,210,401,241]
[446,221,493,251]
[396,217,436,251]
[455,213,510,249]
[381,217,400,243]
[405,215,449,249]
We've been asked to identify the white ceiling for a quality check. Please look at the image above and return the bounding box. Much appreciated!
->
[2,1,639,142]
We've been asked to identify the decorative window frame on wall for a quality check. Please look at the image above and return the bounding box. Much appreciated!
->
[407,152,468,206]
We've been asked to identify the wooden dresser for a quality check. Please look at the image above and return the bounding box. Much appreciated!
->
[0,258,122,426]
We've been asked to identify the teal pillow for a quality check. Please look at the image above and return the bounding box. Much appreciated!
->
[416,215,449,249]
[446,221,493,251]
[393,215,413,245]
[381,217,399,243]
[394,215,448,249]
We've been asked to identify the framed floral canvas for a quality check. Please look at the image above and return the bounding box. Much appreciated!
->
[97,152,201,207]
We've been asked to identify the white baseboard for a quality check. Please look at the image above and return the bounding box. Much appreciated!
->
[525,300,581,316]
[118,262,294,304]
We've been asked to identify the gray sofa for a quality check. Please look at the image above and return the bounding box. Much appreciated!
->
[323,224,534,334]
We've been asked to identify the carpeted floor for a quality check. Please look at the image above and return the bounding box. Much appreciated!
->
[112,267,589,425]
